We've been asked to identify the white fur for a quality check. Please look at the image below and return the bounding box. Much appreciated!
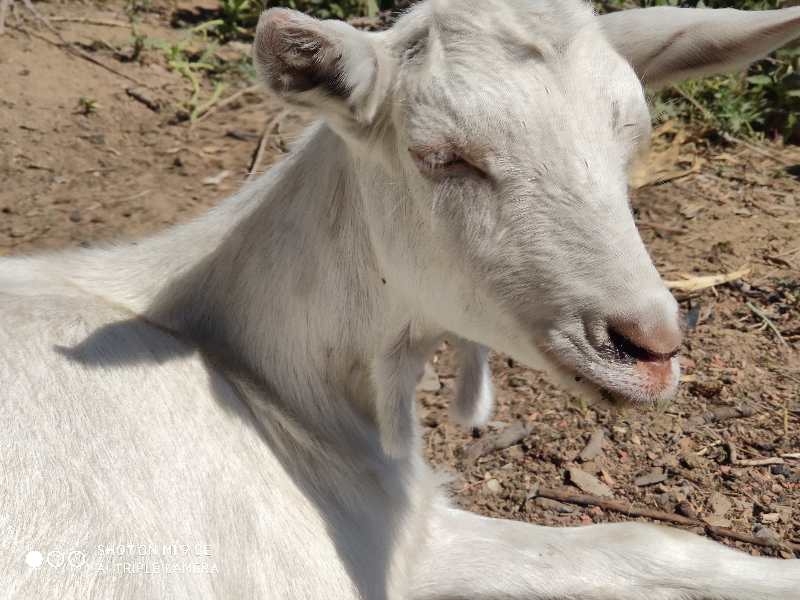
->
[2,1,799,598]
[450,340,494,427]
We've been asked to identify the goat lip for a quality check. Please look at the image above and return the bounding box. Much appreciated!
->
[541,341,680,406]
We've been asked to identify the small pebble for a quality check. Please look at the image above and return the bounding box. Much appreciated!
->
[483,479,502,495]
[754,525,781,547]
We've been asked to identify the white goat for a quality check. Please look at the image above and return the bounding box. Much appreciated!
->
[2,1,799,598]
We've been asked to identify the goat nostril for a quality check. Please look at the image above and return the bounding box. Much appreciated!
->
[607,326,680,363]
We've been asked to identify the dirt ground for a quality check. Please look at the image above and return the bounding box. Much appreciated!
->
[1,1,798,559]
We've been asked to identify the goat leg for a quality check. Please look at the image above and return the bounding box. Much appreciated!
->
[409,504,799,600]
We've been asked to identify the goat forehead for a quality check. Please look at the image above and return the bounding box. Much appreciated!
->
[393,0,627,109]
[391,0,598,59]
[392,0,646,159]
[400,44,635,142]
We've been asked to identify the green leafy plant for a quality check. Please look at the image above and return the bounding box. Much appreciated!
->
[76,97,99,115]
[651,47,799,142]
[277,0,379,20]
[596,0,799,142]
[157,32,227,121]
[197,0,380,41]
[199,0,262,41]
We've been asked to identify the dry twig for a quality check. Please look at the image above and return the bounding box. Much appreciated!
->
[49,17,130,28]
[9,24,149,87]
[464,422,532,463]
[533,487,800,554]
[734,457,785,467]
[125,87,160,112]
[247,109,290,180]
[0,0,54,35]
[192,84,262,125]
[665,267,750,293]
[636,220,686,235]
[722,133,794,168]
[746,302,789,348]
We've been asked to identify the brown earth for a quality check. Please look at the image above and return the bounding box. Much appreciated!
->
[1,0,798,560]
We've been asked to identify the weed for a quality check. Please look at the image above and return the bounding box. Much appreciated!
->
[76,97,99,115]
[596,0,799,142]
[155,32,229,121]
[124,0,153,18]
[197,0,380,40]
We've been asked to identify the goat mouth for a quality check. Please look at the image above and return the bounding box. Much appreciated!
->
[541,333,681,407]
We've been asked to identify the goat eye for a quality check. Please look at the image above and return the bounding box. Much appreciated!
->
[410,148,483,178]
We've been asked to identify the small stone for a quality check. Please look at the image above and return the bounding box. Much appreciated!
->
[658,454,679,469]
[483,479,502,495]
[676,501,698,520]
[202,170,231,186]
[567,466,613,498]
[535,498,575,514]
[709,492,733,517]
[655,492,676,511]
[508,375,528,388]
[634,468,668,487]
[69,209,82,223]
[770,464,792,477]
[680,451,704,470]
[703,515,732,528]
[579,429,605,462]
[775,505,792,523]
[753,525,781,547]
[760,512,781,524]
[506,445,525,460]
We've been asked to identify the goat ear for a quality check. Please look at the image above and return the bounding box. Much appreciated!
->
[599,7,800,89]
[253,8,389,125]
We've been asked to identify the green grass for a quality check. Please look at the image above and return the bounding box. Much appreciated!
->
[194,0,380,40]
[653,47,800,142]
[596,1,799,142]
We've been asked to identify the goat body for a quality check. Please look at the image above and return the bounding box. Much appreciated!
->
[2,1,799,598]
